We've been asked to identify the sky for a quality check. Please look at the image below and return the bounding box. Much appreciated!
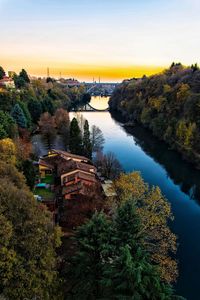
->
[0,0,200,82]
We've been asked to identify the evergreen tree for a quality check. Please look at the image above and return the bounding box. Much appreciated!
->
[68,212,112,299]
[102,200,176,299]
[19,69,30,83]
[83,120,92,159]
[0,66,5,80]
[69,117,83,155]
[42,97,55,115]
[17,101,32,128]
[0,111,17,138]
[68,201,181,299]
[28,99,43,123]
[11,104,27,128]
[22,160,36,190]
[0,125,7,139]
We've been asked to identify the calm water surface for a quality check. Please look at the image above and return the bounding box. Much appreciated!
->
[71,96,200,300]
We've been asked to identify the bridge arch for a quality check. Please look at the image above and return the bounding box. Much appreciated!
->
[73,103,109,112]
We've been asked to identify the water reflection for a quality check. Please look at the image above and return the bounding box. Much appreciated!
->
[123,122,200,203]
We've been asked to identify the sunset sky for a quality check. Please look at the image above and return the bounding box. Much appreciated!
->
[0,0,200,82]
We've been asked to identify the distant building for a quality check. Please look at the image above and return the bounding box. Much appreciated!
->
[58,78,81,87]
[0,76,15,89]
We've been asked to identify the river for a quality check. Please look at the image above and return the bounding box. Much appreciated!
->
[72,96,200,300]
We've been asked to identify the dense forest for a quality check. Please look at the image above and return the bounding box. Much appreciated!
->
[109,63,200,167]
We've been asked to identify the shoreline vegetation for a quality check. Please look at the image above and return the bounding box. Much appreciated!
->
[0,66,184,299]
[109,63,200,169]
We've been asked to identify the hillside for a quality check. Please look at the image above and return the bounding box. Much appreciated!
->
[109,63,200,167]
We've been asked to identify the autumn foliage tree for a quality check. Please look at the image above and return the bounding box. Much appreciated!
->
[113,172,178,284]
[0,159,63,299]
[38,112,56,149]
[55,108,70,149]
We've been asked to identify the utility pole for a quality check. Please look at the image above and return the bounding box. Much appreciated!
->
[47,67,50,78]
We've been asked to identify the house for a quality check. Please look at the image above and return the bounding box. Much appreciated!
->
[38,149,97,200]
[39,160,54,178]
[0,76,15,89]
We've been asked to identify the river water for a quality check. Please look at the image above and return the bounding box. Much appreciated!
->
[72,96,200,300]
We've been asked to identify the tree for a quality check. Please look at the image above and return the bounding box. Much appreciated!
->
[19,69,30,83]
[0,214,17,294]
[0,138,16,164]
[0,111,17,138]
[28,99,43,123]
[0,178,62,299]
[0,66,5,80]
[83,120,92,159]
[11,104,27,128]
[68,201,180,299]
[0,125,7,139]
[0,161,63,299]
[21,160,36,190]
[113,172,178,284]
[94,151,122,179]
[91,125,105,152]
[68,212,111,299]
[55,108,70,149]
[13,74,26,89]
[38,112,56,149]
[42,97,55,115]
[103,200,176,299]
[17,101,32,128]
[69,117,83,155]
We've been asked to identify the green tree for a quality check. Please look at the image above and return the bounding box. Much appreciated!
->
[19,69,30,83]
[68,202,180,299]
[13,74,26,89]
[28,99,43,123]
[11,104,27,128]
[68,212,111,299]
[22,160,36,190]
[0,125,7,139]
[0,66,5,80]
[83,120,92,159]
[42,97,55,115]
[0,111,17,138]
[69,117,83,155]
[17,101,32,128]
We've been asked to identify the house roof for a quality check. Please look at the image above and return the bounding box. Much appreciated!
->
[58,159,96,176]
[0,76,14,83]
[51,149,89,162]
[39,160,54,169]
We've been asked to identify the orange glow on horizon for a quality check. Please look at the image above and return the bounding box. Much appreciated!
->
[1,59,165,82]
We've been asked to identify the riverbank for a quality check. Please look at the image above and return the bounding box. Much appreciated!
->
[109,65,200,170]
[111,109,200,170]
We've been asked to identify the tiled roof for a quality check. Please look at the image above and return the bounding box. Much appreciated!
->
[51,149,89,162]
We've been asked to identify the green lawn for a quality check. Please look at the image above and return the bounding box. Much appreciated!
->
[41,175,54,184]
[34,187,54,200]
